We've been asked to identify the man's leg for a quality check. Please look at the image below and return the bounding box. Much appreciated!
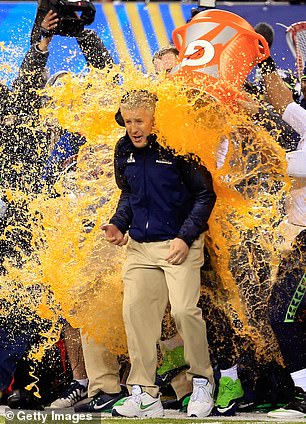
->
[163,236,213,383]
[267,229,306,419]
[122,240,169,398]
[64,325,87,381]
[50,324,88,408]
[268,230,306,377]
[0,326,29,392]
[170,370,193,403]
[162,236,214,418]
[80,333,121,396]
[73,333,125,413]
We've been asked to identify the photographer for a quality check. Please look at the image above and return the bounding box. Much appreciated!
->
[1,4,115,408]
[0,10,61,408]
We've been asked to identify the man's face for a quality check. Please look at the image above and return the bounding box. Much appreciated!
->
[153,52,178,74]
[120,106,154,148]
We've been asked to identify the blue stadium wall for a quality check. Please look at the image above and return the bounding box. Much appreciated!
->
[0,1,305,84]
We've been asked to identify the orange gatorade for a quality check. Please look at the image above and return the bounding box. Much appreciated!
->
[171,9,270,104]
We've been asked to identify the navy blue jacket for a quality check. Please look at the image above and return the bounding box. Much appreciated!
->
[110,134,216,247]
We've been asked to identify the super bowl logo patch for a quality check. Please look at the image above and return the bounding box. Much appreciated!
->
[127,153,135,163]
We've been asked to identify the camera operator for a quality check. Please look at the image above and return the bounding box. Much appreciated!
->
[1,3,117,409]
[0,10,62,408]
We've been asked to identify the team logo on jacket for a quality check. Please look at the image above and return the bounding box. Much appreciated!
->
[127,153,135,163]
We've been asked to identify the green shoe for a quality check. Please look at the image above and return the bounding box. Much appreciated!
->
[112,396,128,408]
[255,402,285,413]
[157,346,186,376]
[180,394,190,413]
[215,377,244,416]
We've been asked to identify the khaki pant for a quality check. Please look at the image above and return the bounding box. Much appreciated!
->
[122,236,213,397]
[171,370,193,400]
[81,332,121,396]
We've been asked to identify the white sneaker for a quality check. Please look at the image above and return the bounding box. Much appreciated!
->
[112,385,164,418]
[267,387,306,419]
[187,377,214,418]
[267,407,306,419]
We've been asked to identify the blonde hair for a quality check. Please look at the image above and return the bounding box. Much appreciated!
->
[119,90,157,111]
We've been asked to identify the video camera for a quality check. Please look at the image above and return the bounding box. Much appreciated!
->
[31,0,96,42]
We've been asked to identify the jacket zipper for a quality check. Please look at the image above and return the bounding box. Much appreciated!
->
[143,149,149,240]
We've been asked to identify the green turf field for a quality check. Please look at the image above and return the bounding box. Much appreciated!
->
[0,416,302,424]
[0,406,303,424]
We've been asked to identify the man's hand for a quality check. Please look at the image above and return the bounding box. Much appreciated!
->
[236,92,260,117]
[101,223,128,246]
[37,10,59,52]
[165,238,189,265]
[41,10,59,33]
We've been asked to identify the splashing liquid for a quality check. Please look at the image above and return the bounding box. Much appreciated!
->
[42,64,290,356]
[0,60,291,392]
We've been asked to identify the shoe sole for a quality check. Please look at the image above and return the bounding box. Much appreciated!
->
[74,397,91,407]
[267,409,306,419]
[188,404,214,418]
[49,399,88,408]
[112,408,164,418]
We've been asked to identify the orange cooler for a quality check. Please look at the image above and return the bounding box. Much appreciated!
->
[171,9,270,103]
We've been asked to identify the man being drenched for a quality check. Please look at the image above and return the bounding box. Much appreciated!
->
[103,90,216,418]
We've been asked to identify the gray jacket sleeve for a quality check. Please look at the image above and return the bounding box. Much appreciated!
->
[76,29,113,70]
[11,44,49,115]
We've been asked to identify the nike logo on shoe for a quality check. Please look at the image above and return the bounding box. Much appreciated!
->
[217,403,236,413]
[212,401,239,417]
[93,398,118,411]
[140,400,159,410]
